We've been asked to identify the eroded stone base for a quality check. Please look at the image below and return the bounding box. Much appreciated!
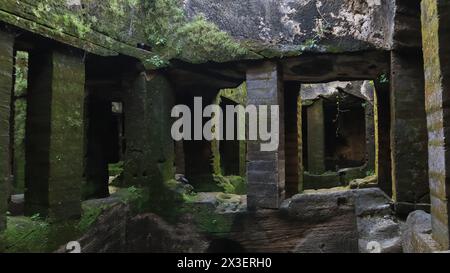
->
[402,210,444,253]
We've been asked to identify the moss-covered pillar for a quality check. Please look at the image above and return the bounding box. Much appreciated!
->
[246,61,285,209]
[390,50,429,215]
[307,99,325,174]
[25,49,85,220]
[123,70,175,187]
[0,30,14,231]
[147,73,175,183]
[421,0,450,250]
[123,71,147,186]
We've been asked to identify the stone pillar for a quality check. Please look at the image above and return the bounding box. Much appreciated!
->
[84,97,111,199]
[123,71,175,187]
[0,30,14,231]
[365,99,376,172]
[246,62,285,209]
[123,71,148,186]
[307,99,325,174]
[182,92,216,189]
[147,73,175,183]
[25,49,85,220]
[374,81,392,197]
[297,90,304,193]
[390,50,429,215]
[421,0,450,250]
[284,82,301,197]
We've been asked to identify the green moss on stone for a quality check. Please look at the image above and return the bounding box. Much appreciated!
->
[2,0,312,66]
[186,205,234,234]
[214,175,247,195]
[0,202,106,253]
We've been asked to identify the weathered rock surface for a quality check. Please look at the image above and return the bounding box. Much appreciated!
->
[126,213,209,253]
[402,210,443,253]
[207,189,360,253]
[56,188,405,253]
[355,188,402,253]
[184,0,395,55]
[358,216,402,253]
[349,175,378,190]
[83,195,122,208]
[56,202,208,253]
[301,80,374,102]
[294,188,402,253]
[192,192,247,214]
[354,188,392,217]
[55,202,129,253]
[280,190,359,252]
[8,194,24,217]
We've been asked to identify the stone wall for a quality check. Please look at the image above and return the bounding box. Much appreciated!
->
[421,0,450,250]
[0,29,14,231]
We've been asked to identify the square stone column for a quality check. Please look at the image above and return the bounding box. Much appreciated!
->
[246,62,285,210]
[0,30,14,231]
[390,50,429,215]
[123,71,175,187]
[25,49,85,221]
[307,99,326,174]
[374,81,392,197]
[421,0,450,250]
[84,97,111,199]
[123,71,148,186]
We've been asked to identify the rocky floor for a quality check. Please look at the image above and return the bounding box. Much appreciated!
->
[50,186,405,253]
[297,187,403,253]
[354,188,403,253]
